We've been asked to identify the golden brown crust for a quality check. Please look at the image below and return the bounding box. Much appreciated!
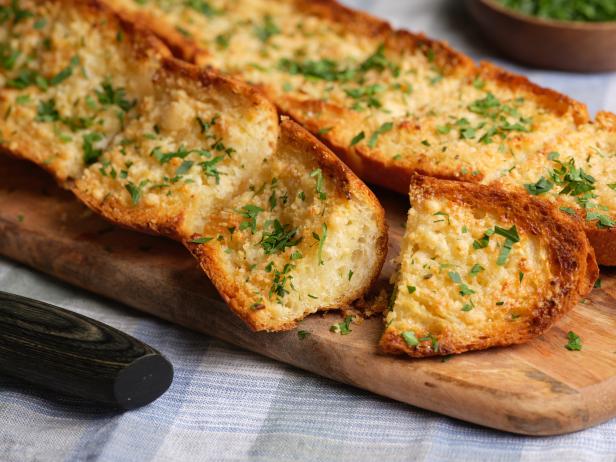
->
[186,119,388,332]
[380,175,598,357]
[105,0,206,63]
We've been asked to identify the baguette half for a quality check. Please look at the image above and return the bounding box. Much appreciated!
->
[106,0,616,265]
[0,0,387,331]
[381,175,598,357]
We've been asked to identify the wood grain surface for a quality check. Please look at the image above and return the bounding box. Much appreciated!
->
[1,154,616,435]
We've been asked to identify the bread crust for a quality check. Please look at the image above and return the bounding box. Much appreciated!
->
[380,175,598,357]
[186,119,388,331]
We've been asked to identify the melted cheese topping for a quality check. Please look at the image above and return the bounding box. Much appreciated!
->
[111,0,616,227]
[385,195,552,348]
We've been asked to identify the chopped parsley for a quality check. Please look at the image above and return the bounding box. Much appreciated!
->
[260,220,302,255]
[83,132,104,165]
[448,271,476,296]
[237,204,263,234]
[310,168,327,200]
[185,0,220,17]
[48,55,80,86]
[330,315,354,335]
[345,84,384,111]
[35,99,60,122]
[464,92,531,144]
[96,80,136,112]
[560,206,576,215]
[298,330,310,340]
[255,15,280,43]
[312,223,328,265]
[189,236,214,244]
[407,285,416,294]
[565,331,582,351]
[401,331,419,347]
[547,157,614,228]
[277,43,397,83]
[473,228,494,249]
[350,131,365,147]
[433,211,450,224]
[525,176,553,195]
[497,0,616,22]
[269,263,294,300]
[494,225,520,265]
[125,180,148,205]
[200,156,225,183]
[175,160,193,176]
[469,264,484,277]
[368,122,393,148]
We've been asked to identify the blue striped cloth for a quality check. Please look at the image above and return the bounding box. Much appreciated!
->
[2,1,616,460]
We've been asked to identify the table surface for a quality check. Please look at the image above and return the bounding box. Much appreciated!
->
[2,1,616,461]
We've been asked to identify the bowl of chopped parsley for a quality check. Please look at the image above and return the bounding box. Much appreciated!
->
[467,0,616,71]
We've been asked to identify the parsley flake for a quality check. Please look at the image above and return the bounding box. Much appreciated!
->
[565,331,582,351]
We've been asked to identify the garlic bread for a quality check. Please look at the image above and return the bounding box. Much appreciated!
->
[0,0,387,331]
[106,0,616,265]
[381,175,598,357]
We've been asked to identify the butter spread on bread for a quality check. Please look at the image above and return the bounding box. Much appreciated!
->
[106,0,616,265]
[0,0,387,331]
[381,175,598,357]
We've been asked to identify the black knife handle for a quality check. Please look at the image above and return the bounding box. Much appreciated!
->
[0,291,173,409]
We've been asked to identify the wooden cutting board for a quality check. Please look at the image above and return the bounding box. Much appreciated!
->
[2,153,616,436]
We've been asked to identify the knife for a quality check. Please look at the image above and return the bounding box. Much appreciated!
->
[0,290,173,409]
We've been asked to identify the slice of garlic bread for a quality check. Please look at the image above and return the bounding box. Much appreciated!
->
[105,0,616,265]
[189,120,387,330]
[381,175,598,357]
[0,0,387,331]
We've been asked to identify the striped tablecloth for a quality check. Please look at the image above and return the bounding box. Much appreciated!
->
[1,1,616,460]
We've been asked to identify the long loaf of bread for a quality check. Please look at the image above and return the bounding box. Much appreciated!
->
[106,0,616,265]
[0,0,387,331]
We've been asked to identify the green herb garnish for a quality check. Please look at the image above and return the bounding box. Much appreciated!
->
[313,223,328,265]
[401,331,419,347]
[368,122,393,148]
[565,331,582,351]
[190,236,214,244]
[330,315,354,335]
[260,220,301,255]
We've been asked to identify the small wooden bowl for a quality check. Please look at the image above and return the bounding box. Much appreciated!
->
[467,0,616,72]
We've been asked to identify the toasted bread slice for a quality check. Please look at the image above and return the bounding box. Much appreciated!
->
[0,0,387,331]
[106,0,616,265]
[380,175,598,357]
